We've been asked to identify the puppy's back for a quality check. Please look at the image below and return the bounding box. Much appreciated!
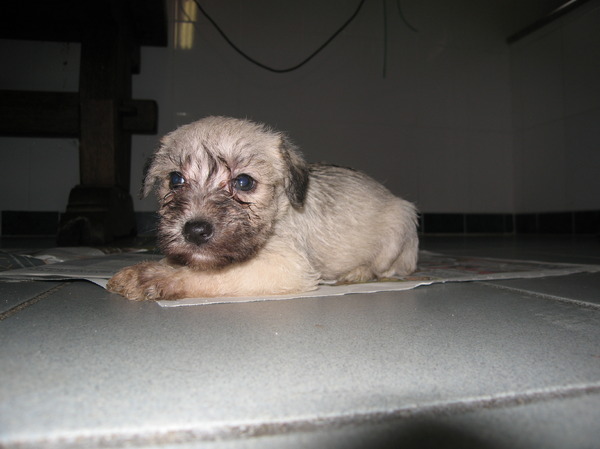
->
[293,164,418,282]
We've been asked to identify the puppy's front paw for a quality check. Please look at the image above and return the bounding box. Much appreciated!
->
[107,261,179,301]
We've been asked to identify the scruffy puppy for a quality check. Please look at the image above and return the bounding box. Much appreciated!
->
[107,116,419,301]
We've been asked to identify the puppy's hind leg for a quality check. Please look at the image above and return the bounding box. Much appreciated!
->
[338,236,418,284]
[370,204,419,279]
[335,265,377,284]
[389,232,419,277]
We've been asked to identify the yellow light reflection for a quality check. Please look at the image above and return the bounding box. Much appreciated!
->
[175,0,197,50]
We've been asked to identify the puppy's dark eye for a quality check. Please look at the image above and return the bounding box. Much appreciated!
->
[169,171,185,189]
[232,174,255,192]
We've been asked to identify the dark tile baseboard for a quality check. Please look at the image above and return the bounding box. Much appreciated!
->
[1,211,160,238]
[422,214,515,234]
[2,210,599,237]
[1,211,60,237]
[421,211,600,234]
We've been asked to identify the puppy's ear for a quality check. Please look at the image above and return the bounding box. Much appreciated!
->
[280,136,309,208]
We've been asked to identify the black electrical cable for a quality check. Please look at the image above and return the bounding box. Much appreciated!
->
[396,0,418,33]
[191,0,367,73]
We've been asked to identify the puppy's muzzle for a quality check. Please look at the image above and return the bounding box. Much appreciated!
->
[183,220,214,246]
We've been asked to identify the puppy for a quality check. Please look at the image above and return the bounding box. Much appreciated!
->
[107,116,419,301]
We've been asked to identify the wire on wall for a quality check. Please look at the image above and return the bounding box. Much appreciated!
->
[191,0,418,75]
[396,0,418,32]
[382,0,418,78]
[191,0,367,73]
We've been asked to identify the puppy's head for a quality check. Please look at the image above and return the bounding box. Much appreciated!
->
[143,116,309,269]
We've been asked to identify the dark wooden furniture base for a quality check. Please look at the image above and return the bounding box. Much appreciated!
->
[0,0,167,244]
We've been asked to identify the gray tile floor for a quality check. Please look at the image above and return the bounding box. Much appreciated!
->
[1,236,599,449]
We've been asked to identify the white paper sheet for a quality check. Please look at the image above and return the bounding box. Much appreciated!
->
[1,251,599,307]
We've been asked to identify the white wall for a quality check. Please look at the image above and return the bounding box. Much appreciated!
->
[510,0,600,213]
[3,0,595,217]
[0,41,80,211]
[134,0,516,213]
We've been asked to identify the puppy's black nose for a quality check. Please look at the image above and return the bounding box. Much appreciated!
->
[183,220,214,246]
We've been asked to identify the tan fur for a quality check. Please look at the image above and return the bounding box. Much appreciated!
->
[107,116,419,301]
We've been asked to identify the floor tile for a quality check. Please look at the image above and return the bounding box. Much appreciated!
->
[193,393,600,449]
[420,235,600,265]
[0,280,65,314]
[1,279,599,447]
[487,272,600,307]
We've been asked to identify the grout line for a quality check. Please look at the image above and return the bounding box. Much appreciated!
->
[8,382,600,448]
[480,281,600,310]
[0,282,69,321]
